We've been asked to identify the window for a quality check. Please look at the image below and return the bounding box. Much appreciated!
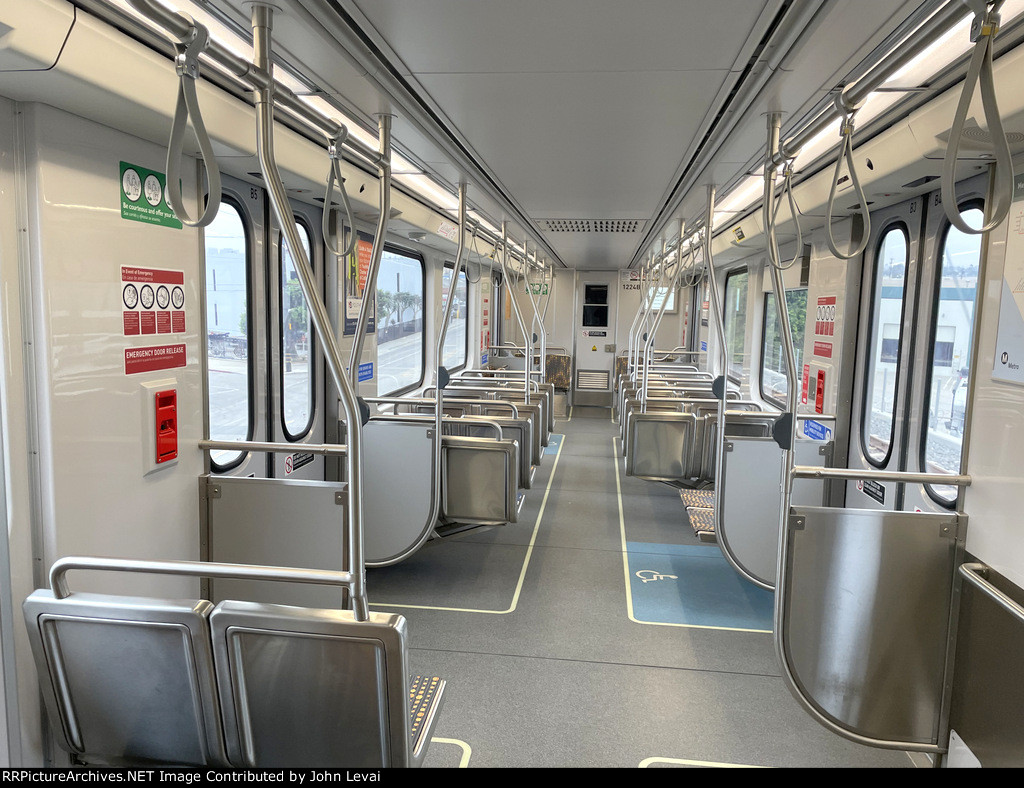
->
[376,247,425,395]
[723,269,748,380]
[442,265,468,370]
[760,288,807,405]
[280,223,315,440]
[583,284,609,327]
[862,225,909,465]
[923,205,983,504]
[205,201,251,469]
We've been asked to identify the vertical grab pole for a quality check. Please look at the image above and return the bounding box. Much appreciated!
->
[704,186,732,562]
[764,112,801,593]
[641,236,680,409]
[250,5,368,619]
[538,263,550,384]
[625,255,652,385]
[348,115,393,386]
[713,113,791,592]
[632,256,663,388]
[500,224,532,404]
[522,248,547,385]
[704,188,728,389]
[429,183,467,530]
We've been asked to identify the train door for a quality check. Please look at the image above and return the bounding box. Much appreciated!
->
[204,175,268,478]
[267,199,327,481]
[903,176,987,513]
[574,272,618,407]
[847,196,925,510]
[849,175,987,512]
[204,176,329,480]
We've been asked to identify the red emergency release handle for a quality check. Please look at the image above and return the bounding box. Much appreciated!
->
[155,389,178,464]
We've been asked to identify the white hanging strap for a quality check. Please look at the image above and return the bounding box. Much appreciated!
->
[769,163,804,271]
[825,98,871,260]
[323,132,358,258]
[942,0,1013,235]
[166,21,221,228]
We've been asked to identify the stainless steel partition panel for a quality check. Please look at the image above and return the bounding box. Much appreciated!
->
[719,438,829,587]
[627,414,697,481]
[948,563,1024,766]
[205,475,350,607]
[362,420,436,566]
[442,438,518,525]
[780,506,962,747]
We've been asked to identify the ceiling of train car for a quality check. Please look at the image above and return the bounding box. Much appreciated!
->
[340,0,776,269]
[207,0,942,269]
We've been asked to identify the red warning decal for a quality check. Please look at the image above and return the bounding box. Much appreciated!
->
[815,296,837,337]
[125,344,186,375]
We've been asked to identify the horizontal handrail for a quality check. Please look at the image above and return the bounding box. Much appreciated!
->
[366,396,519,418]
[443,382,541,394]
[791,466,971,486]
[459,368,543,379]
[959,563,1024,625]
[125,0,383,167]
[200,439,348,457]
[50,556,354,600]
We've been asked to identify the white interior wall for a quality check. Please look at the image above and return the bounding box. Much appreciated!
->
[964,161,1024,590]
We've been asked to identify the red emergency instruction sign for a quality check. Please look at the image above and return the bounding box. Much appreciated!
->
[815,296,837,337]
[121,266,185,285]
[122,266,187,337]
[813,341,833,359]
[125,344,186,375]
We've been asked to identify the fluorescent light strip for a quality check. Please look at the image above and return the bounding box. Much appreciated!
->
[706,0,1024,235]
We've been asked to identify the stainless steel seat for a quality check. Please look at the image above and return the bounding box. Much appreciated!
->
[211,601,435,767]
[24,589,228,766]
[24,558,446,768]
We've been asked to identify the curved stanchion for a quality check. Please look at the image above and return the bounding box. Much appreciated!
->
[249,5,372,619]
[943,0,1013,235]
[347,114,392,387]
[704,185,774,591]
[499,225,533,404]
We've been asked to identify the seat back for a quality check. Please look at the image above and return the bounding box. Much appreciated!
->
[442,435,520,525]
[24,558,443,769]
[23,589,227,766]
[211,602,413,768]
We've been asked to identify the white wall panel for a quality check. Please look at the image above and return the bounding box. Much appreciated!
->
[963,168,1024,590]
[22,104,204,599]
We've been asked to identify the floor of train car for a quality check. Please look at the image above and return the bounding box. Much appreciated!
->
[366,405,917,769]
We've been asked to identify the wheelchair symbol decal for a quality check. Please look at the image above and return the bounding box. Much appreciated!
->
[635,569,678,584]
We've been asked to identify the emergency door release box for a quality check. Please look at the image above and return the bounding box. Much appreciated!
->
[141,379,178,475]
[155,389,178,464]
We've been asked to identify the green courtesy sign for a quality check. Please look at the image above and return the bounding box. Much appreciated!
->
[120,161,182,229]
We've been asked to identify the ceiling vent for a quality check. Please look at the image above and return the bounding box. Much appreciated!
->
[541,219,645,233]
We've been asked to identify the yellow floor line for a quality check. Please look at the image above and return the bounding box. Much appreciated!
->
[371,438,566,615]
[640,756,767,768]
[431,738,472,767]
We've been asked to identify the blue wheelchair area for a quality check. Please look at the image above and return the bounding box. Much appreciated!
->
[625,542,774,632]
